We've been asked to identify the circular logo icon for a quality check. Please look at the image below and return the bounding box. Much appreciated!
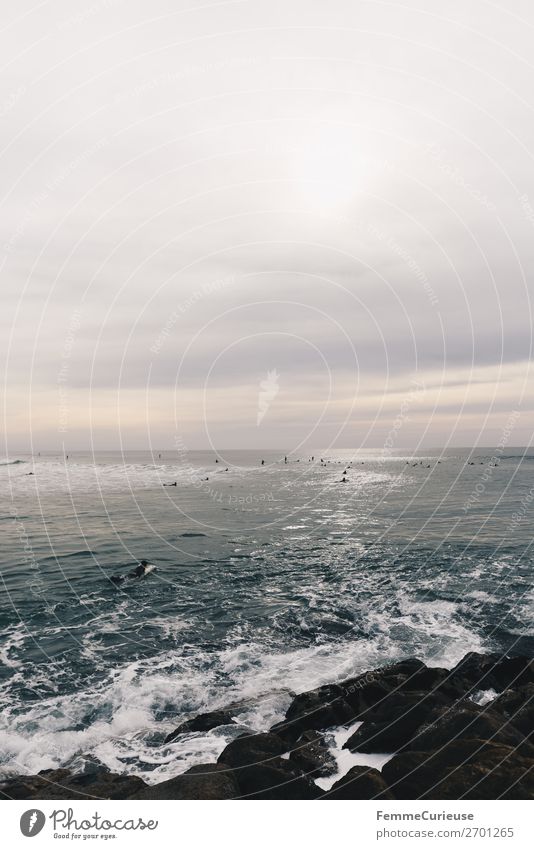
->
[20,810,46,837]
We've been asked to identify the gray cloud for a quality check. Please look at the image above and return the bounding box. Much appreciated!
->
[2,0,533,448]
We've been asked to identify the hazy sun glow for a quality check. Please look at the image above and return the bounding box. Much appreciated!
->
[293,127,377,211]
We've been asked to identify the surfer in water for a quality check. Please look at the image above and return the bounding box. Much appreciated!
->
[110,560,155,584]
[163,481,177,486]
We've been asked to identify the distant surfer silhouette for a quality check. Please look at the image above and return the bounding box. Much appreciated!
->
[163,481,177,486]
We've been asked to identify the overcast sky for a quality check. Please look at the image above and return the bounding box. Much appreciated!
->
[1,0,533,451]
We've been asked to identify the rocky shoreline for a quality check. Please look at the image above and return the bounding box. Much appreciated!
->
[2,652,533,800]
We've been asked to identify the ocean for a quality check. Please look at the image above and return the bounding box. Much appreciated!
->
[1,448,533,783]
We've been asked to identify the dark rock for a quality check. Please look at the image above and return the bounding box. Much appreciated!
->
[277,684,355,741]
[434,758,534,799]
[493,684,534,738]
[344,689,452,753]
[275,659,457,745]
[341,658,425,696]
[324,765,394,799]
[493,657,534,690]
[341,677,399,715]
[132,763,239,800]
[61,754,110,775]
[382,739,534,799]
[233,758,319,799]
[449,653,500,692]
[410,666,452,692]
[0,768,146,800]
[0,769,70,800]
[410,702,532,754]
[288,730,337,777]
[216,732,317,798]
[269,720,299,745]
[341,659,424,703]
[217,732,287,768]
[344,720,394,753]
[449,653,534,696]
[341,659,453,716]
[164,710,235,743]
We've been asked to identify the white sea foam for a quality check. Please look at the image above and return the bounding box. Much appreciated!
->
[471,688,499,706]
[0,624,28,669]
[315,721,394,792]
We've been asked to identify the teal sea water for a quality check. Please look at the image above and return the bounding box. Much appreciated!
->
[1,448,533,782]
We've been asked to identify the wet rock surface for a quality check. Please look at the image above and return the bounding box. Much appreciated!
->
[288,730,338,777]
[326,765,394,800]
[217,732,288,768]
[164,710,236,744]
[0,768,146,800]
[132,764,239,800]
[382,739,534,799]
